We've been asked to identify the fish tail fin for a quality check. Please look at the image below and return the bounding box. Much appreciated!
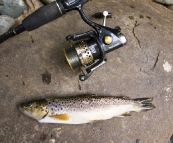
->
[134,98,156,111]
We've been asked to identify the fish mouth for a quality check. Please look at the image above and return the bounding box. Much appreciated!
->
[19,103,30,113]
[19,103,35,119]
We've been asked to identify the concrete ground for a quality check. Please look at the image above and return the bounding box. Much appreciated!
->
[0,0,173,142]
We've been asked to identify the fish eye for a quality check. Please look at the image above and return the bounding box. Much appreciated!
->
[28,103,33,107]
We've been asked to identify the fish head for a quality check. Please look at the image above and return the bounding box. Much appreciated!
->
[19,99,49,121]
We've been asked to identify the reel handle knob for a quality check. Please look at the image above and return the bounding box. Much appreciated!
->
[103,11,108,26]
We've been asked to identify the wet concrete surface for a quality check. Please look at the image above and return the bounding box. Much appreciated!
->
[0,0,173,142]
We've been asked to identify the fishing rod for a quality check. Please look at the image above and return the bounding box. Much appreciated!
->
[0,0,88,43]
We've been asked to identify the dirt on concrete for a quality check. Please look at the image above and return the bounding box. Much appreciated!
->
[0,0,173,143]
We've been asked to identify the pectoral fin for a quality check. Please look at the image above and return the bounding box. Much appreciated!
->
[49,114,70,121]
[118,112,131,117]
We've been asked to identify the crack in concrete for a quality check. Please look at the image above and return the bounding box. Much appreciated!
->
[30,36,34,43]
[132,21,148,63]
[152,51,160,69]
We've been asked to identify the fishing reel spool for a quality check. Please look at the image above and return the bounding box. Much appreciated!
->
[64,10,127,81]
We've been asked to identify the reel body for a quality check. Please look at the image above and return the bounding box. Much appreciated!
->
[64,6,127,81]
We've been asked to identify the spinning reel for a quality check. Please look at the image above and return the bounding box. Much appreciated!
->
[0,0,126,81]
[64,9,127,81]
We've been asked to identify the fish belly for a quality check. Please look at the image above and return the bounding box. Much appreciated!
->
[39,104,136,124]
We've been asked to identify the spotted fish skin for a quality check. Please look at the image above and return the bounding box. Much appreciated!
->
[19,96,155,124]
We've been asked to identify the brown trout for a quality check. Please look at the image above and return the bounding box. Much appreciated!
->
[19,95,155,124]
